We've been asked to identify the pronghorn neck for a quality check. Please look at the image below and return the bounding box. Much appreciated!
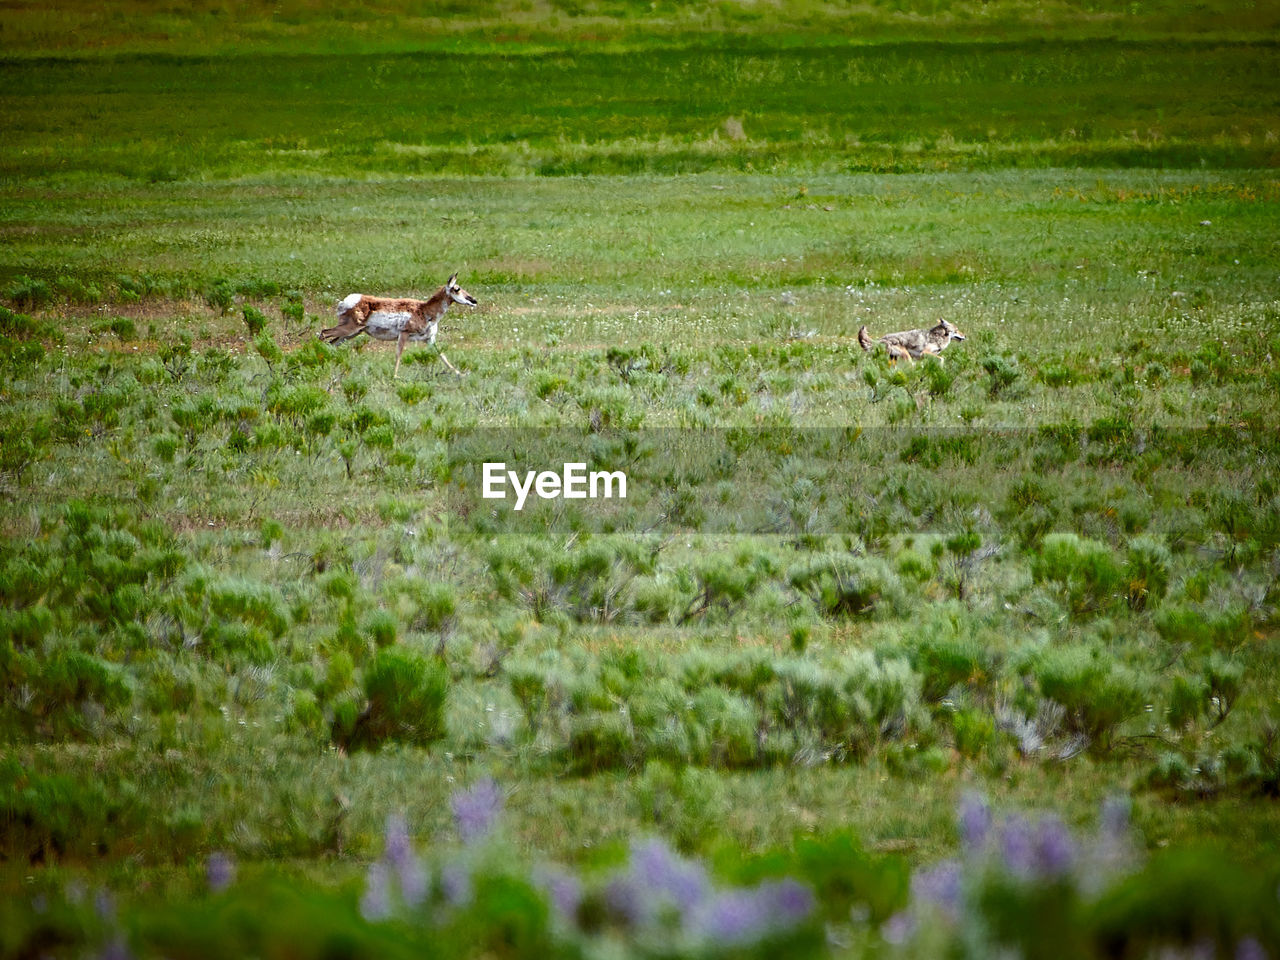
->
[425,285,452,317]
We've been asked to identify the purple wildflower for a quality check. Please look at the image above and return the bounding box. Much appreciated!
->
[440,860,473,907]
[1032,815,1075,880]
[999,814,1037,879]
[533,863,583,922]
[603,873,651,928]
[206,851,235,893]
[450,778,503,845]
[881,910,917,946]
[957,791,992,853]
[755,877,816,927]
[383,813,412,869]
[94,889,115,921]
[630,838,711,911]
[360,860,393,921]
[911,860,963,920]
[1237,937,1269,960]
[692,888,768,947]
[398,854,429,908]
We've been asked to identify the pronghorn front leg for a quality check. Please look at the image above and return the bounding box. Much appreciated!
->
[394,330,409,379]
[436,347,465,377]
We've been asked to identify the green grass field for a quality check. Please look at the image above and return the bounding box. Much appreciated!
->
[3,3,1280,958]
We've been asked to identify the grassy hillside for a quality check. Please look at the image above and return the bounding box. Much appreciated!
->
[3,4,1279,959]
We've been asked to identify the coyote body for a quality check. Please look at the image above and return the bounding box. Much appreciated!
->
[858,319,965,363]
[320,274,477,377]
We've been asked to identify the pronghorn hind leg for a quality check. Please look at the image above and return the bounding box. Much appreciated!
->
[320,315,365,344]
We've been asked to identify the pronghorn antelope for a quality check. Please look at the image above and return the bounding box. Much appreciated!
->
[858,319,966,364]
[320,273,478,378]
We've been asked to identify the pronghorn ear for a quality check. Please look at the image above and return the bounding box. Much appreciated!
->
[448,273,458,287]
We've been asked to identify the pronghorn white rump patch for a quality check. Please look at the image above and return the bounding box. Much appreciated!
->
[339,293,362,311]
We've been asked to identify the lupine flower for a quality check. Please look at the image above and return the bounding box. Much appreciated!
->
[397,853,429,908]
[603,873,651,928]
[94,890,115,921]
[450,778,503,845]
[692,888,768,946]
[1031,815,1075,879]
[1236,937,1268,960]
[999,814,1037,879]
[630,838,710,911]
[958,792,992,852]
[911,860,963,919]
[755,877,816,927]
[881,910,917,946]
[440,860,473,907]
[206,851,235,893]
[383,813,412,869]
[360,860,393,921]
[381,813,428,906]
[533,863,583,922]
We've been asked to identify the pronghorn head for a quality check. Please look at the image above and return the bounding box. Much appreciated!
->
[445,273,478,308]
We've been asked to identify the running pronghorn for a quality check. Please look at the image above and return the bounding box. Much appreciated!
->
[320,273,478,378]
[858,319,966,364]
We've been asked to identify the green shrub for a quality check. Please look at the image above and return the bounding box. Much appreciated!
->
[1166,674,1209,730]
[1032,533,1125,617]
[281,291,306,325]
[334,647,448,751]
[208,579,290,637]
[788,553,903,619]
[1154,604,1250,652]
[205,277,235,314]
[1031,645,1147,750]
[981,354,1021,397]
[952,707,997,759]
[689,687,760,767]
[908,623,992,702]
[633,761,729,852]
[242,304,268,336]
[362,609,398,648]
[568,711,633,772]
[254,330,284,370]
[6,274,52,308]
[1125,535,1171,611]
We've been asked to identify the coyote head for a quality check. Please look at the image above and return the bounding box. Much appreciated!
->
[932,319,965,342]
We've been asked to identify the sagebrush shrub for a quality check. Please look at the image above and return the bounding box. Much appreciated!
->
[1032,533,1124,617]
[788,553,904,619]
[1031,645,1147,750]
[333,647,448,751]
[1124,535,1171,611]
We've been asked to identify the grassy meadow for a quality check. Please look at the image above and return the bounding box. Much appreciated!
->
[3,2,1280,958]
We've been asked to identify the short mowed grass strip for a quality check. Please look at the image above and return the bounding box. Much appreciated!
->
[2,40,1279,182]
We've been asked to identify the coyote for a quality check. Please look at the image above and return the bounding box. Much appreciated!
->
[320,273,478,378]
[858,319,966,363]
